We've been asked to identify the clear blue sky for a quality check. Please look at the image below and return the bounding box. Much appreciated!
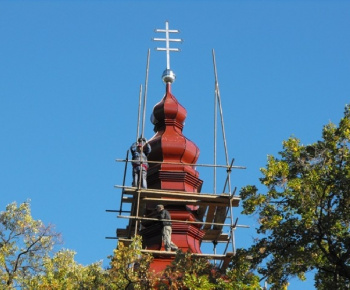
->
[1,1,349,289]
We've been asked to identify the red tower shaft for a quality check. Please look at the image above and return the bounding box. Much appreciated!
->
[140,83,204,272]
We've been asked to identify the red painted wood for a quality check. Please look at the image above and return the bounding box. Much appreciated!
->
[141,83,205,272]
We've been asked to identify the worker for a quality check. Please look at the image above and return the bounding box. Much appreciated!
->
[130,137,151,188]
[156,204,178,251]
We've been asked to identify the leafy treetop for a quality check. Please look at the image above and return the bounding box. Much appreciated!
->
[239,105,350,289]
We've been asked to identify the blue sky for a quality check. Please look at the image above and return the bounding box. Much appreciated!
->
[1,1,349,288]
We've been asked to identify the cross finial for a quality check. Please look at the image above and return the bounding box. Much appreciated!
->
[153,21,182,83]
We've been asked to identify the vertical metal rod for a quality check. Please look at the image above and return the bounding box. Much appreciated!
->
[213,49,235,259]
[119,150,130,215]
[141,49,150,138]
[122,150,129,189]
[136,84,142,141]
[212,49,231,194]
[229,197,236,254]
[218,95,231,193]
[222,158,234,193]
[135,49,150,237]
[213,240,218,267]
[134,189,141,237]
[212,49,217,195]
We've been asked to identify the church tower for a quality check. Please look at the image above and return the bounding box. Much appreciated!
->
[113,22,242,273]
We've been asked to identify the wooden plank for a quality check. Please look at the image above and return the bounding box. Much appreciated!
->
[118,215,232,227]
[140,249,231,260]
[197,205,207,221]
[117,238,133,247]
[203,206,216,230]
[202,231,229,242]
[213,206,227,230]
[221,252,234,270]
[117,228,135,238]
[138,197,230,207]
[116,229,128,237]
[121,187,240,207]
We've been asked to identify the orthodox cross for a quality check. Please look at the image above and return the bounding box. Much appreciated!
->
[153,21,182,70]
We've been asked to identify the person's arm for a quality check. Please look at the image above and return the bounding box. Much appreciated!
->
[164,210,171,221]
[144,141,151,155]
[130,142,137,153]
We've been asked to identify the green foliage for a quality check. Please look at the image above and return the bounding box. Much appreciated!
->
[25,249,109,289]
[0,200,61,288]
[225,249,261,290]
[0,200,262,289]
[160,251,261,290]
[240,105,350,288]
[159,251,217,289]
[0,201,154,289]
[108,235,155,289]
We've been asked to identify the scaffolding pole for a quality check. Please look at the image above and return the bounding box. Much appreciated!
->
[116,158,246,169]
[136,84,142,141]
[134,49,151,235]
[212,49,231,193]
[117,215,249,229]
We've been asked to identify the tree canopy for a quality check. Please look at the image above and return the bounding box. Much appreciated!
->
[0,201,61,288]
[1,200,260,289]
[239,105,350,289]
[26,249,109,289]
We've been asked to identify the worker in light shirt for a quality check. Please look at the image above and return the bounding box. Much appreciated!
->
[130,137,151,189]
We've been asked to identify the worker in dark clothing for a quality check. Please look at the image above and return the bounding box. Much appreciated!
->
[130,137,151,188]
[156,204,178,251]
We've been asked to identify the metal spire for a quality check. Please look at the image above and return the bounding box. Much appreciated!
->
[153,21,182,83]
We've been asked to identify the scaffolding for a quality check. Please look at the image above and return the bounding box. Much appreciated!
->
[106,25,248,270]
[106,155,247,270]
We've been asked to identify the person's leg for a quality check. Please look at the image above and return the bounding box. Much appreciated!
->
[141,169,147,188]
[163,226,172,251]
[168,226,178,250]
[133,169,139,187]
[170,241,178,251]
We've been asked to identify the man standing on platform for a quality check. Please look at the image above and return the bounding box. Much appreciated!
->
[156,204,178,251]
[130,137,151,188]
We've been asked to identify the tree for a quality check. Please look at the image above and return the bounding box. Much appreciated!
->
[0,201,61,288]
[0,202,261,289]
[226,249,261,290]
[108,235,155,289]
[160,251,218,289]
[239,105,350,288]
[26,249,109,289]
[108,237,260,290]
[159,250,260,289]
